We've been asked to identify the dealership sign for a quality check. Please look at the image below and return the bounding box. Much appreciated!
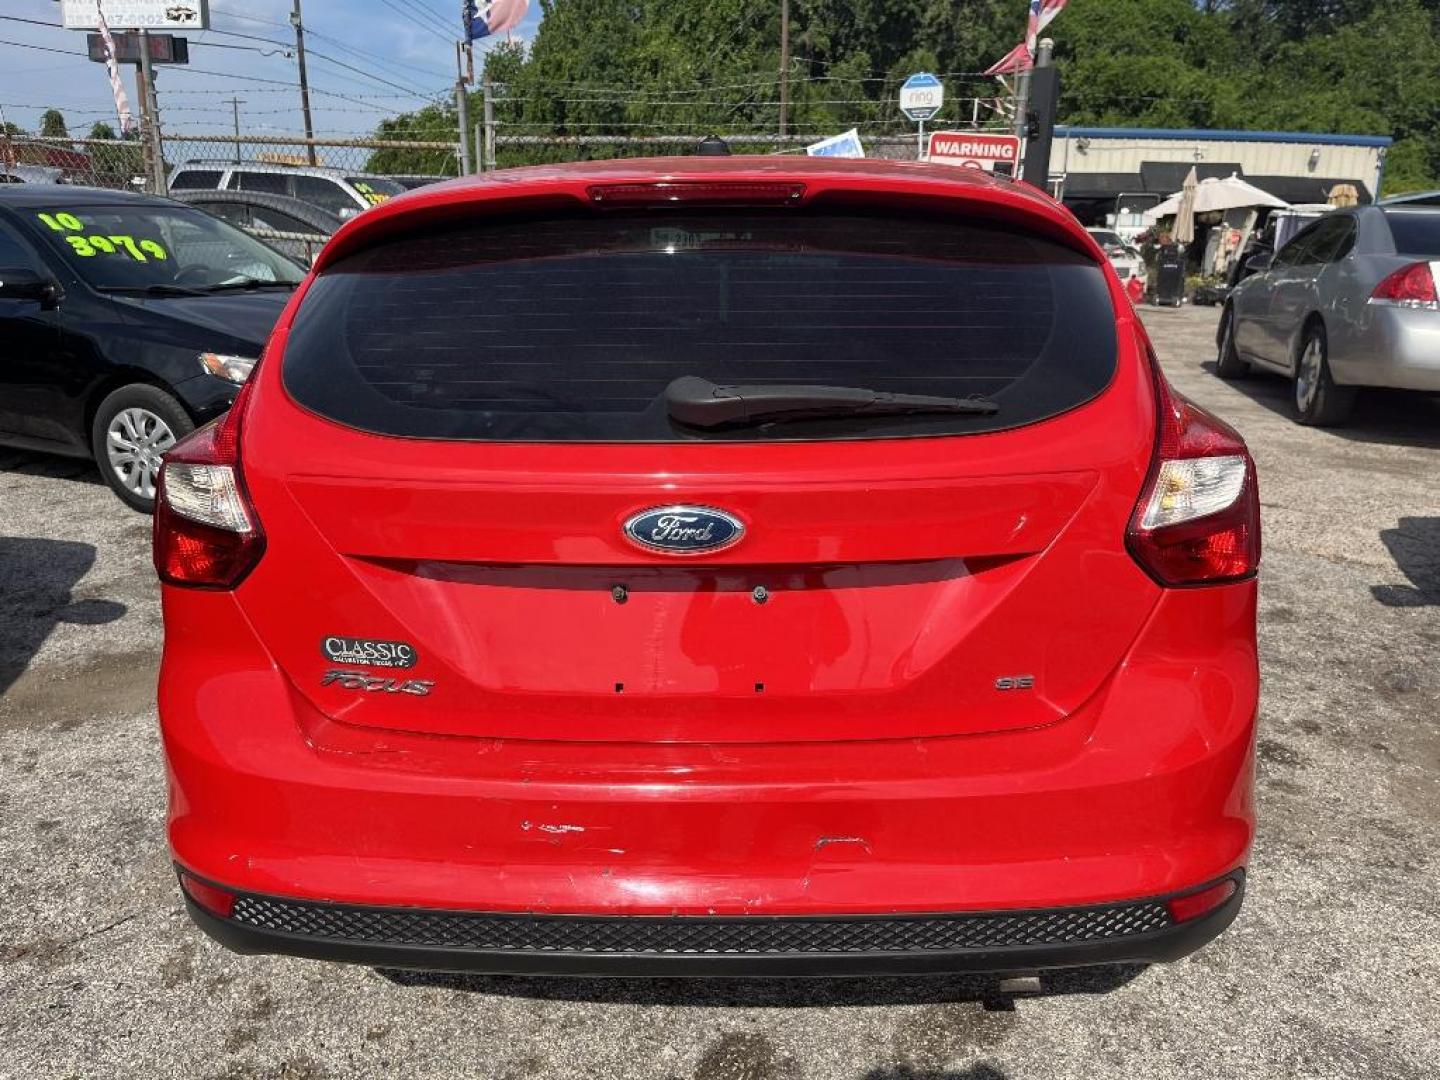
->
[61,0,210,31]
[927,131,1022,172]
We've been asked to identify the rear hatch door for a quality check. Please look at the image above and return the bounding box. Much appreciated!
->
[237,185,1160,743]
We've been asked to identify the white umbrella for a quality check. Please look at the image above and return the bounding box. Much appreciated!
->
[1174,166,1198,244]
[1144,173,1287,222]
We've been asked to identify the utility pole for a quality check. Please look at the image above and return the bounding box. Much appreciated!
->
[455,40,472,174]
[137,30,166,194]
[227,97,245,163]
[290,0,316,165]
[778,0,790,137]
[481,74,495,172]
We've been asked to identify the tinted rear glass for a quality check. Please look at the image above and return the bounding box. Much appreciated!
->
[282,210,1117,442]
[1385,211,1440,255]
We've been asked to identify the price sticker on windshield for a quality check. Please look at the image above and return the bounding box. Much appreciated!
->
[351,182,389,207]
[36,211,169,262]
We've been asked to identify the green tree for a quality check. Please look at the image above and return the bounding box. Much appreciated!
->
[367,0,1439,188]
[363,103,463,176]
[84,119,145,187]
[39,108,69,139]
[1239,0,1440,191]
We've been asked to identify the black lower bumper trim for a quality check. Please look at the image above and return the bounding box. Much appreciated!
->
[184,872,1244,977]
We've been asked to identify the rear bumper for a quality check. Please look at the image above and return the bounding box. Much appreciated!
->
[161,580,1257,935]
[182,871,1244,976]
[1333,306,1440,391]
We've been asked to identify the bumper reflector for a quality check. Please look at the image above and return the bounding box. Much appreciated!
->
[179,872,237,919]
[1165,878,1238,923]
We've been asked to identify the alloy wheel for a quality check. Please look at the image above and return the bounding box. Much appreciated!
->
[1295,337,1323,412]
[106,406,177,500]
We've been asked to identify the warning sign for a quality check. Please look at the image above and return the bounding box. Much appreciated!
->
[926,131,1021,172]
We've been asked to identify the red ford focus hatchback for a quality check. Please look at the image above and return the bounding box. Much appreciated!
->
[155,156,1259,976]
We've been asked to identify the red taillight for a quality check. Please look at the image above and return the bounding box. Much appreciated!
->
[152,380,265,589]
[1369,261,1439,309]
[177,870,237,919]
[1126,346,1260,586]
[1166,878,1238,923]
[588,181,806,206]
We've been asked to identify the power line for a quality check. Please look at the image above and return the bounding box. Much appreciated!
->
[0,14,64,29]
[0,36,81,57]
[304,27,450,82]
[391,0,460,40]
[304,46,442,102]
[375,0,455,45]
[209,10,295,32]
[161,66,437,114]
[403,0,459,28]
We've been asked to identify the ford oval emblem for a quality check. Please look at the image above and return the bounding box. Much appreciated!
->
[623,505,745,555]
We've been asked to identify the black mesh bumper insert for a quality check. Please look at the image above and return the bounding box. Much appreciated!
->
[229,895,1173,955]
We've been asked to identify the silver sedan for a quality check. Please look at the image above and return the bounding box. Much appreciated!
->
[1217,205,1440,425]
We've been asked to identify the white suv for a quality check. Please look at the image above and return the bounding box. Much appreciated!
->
[168,163,406,219]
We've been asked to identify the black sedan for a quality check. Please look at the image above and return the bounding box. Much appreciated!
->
[0,185,304,511]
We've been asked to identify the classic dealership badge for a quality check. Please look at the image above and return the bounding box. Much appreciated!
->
[320,636,418,669]
[622,505,745,555]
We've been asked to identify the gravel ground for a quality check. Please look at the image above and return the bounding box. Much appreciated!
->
[1,303,1438,1080]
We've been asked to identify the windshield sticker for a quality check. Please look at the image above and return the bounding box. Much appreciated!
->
[37,213,169,261]
[350,182,389,206]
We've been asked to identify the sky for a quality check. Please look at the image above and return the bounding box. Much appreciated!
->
[0,0,543,138]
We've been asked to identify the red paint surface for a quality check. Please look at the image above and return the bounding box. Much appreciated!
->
[158,156,1258,918]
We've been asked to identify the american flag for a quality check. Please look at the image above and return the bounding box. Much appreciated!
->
[984,0,1067,75]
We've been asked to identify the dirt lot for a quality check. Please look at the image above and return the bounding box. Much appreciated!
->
[1,304,1438,1080]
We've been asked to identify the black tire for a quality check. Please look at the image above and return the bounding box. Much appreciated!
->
[1214,307,1250,379]
[89,384,195,513]
[1292,323,1357,427]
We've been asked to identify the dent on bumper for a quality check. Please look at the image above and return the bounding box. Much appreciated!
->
[160,581,1258,917]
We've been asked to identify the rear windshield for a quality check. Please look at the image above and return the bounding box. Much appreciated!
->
[282,210,1118,442]
[1385,211,1440,256]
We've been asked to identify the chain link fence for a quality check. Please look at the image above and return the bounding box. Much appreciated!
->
[3,125,1012,197]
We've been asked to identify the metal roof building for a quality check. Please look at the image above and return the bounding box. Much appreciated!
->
[1048,127,1392,223]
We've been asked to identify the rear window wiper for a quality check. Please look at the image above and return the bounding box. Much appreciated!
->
[99,283,208,297]
[665,375,1000,429]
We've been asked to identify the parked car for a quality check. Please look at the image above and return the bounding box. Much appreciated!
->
[167,161,406,219]
[0,164,67,185]
[1378,190,1440,207]
[1218,205,1440,425]
[389,174,450,191]
[157,156,1258,978]
[1086,226,1146,284]
[169,189,340,265]
[0,185,304,510]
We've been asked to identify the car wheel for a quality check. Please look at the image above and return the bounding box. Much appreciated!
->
[90,384,195,513]
[1215,307,1250,379]
[1293,324,1356,427]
